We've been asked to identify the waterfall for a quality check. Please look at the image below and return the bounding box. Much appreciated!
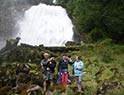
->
[53,0,56,4]
[17,3,74,46]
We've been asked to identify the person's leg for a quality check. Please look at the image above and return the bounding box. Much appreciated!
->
[62,73,64,86]
[64,72,68,87]
[43,74,48,92]
[78,84,81,92]
[50,80,53,87]
[68,74,72,83]
[50,73,54,87]
[62,72,68,87]
[75,76,78,86]
[56,73,62,84]
[78,76,82,92]
[43,80,47,91]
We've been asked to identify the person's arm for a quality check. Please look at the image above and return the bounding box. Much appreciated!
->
[53,61,56,69]
[40,60,44,72]
[41,59,48,66]
[58,60,61,72]
[48,60,56,70]
[68,58,74,65]
[41,59,48,73]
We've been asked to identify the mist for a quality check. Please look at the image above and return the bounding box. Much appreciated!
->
[0,0,53,49]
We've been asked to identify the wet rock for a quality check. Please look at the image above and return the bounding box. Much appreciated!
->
[97,81,121,95]
[0,56,2,64]
[14,84,28,94]
[45,46,79,53]
[45,91,53,95]
[28,0,53,5]
[0,37,20,55]
[65,41,81,46]
[20,43,45,50]
[95,66,105,76]
[16,63,30,74]
[27,85,42,95]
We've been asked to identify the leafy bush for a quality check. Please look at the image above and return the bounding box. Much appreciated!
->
[106,88,124,95]
[101,49,114,63]
[96,38,113,47]
[89,27,106,42]
[57,0,124,44]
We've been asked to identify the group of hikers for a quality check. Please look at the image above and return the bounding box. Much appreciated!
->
[41,53,84,93]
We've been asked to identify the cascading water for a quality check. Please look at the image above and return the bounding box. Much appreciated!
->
[17,3,74,46]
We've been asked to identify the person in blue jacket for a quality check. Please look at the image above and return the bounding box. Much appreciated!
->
[73,56,84,92]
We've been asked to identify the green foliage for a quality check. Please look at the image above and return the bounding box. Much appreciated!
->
[64,88,74,95]
[89,27,106,42]
[96,38,113,47]
[5,46,44,63]
[56,0,124,44]
[111,45,124,54]
[106,88,124,95]
[101,49,114,63]
[0,43,124,95]
[1,41,124,95]
[0,86,11,95]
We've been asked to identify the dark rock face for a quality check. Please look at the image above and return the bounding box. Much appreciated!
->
[0,37,20,56]
[72,26,81,42]
[65,41,81,46]
[17,0,53,5]
[0,39,80,63]
[28,0,53,5]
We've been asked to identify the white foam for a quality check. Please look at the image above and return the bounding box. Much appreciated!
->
[17,3,74,46]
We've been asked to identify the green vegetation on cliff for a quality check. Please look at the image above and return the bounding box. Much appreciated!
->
[56,0,124,44]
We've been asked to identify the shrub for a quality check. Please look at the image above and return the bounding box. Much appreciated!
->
[89,27,106,42]
[96,38,113,46]
[101,49,114,63]
[106,88,124,95]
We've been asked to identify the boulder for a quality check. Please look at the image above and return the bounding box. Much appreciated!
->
[65,41,81,46]
[27,85,42,95]
[0,37,20,57]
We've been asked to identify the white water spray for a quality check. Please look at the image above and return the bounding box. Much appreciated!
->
[53,0,56,4]
[18,3,74,46]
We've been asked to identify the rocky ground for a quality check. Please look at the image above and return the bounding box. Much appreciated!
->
[0,39,124,95]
